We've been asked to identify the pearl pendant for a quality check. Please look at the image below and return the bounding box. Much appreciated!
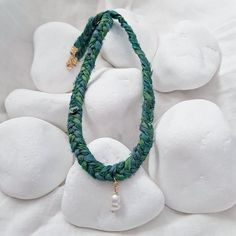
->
[111,193,120,212]
[111,178,120,212]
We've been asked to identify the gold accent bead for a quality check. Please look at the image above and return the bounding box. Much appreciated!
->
[66,46,78,70]
[70,46,78,56]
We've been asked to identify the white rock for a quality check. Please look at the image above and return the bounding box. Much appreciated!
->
[82,68,142,149]
[0,117,73,199]
[31,22,111,93]
[149,99,236,213]
[5,89,70,131]
[103,0,133,10]
[101,8,159,68]
[62,137,164,231]
[152,21,221,92]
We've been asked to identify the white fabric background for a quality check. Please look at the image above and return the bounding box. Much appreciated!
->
[0,0,236,235]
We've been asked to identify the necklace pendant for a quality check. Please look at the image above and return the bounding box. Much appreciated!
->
[111,178,120,212]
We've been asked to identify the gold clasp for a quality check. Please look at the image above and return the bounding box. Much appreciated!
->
[66,46,78,70]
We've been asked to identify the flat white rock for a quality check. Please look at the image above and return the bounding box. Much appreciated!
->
[62,137,164,231]
[82,68,142,149]
[152,21,221,92]
[31,22,110,93]
[5,89,70,131]
[149,99,236,213]
[101,8,159,68]
[103,0,133,10]
[0,117,73,199]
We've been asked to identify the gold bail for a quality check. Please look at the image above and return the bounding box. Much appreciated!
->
[112,178,119,194]
[66,46,78,70]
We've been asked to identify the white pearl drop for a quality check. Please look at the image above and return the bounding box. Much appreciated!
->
[111,194,120,212]
[112,194,120,202]
[111,204,120,212]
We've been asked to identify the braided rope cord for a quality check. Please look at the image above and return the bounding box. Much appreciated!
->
[67,10,155,181]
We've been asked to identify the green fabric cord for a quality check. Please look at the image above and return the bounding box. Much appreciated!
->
[67,10,155,181]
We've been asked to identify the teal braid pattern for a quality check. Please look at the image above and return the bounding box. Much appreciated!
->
[67,10,155,181]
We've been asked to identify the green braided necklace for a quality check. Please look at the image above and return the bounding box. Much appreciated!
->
[66,10,155,212]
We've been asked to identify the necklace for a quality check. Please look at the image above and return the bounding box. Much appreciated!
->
[66,10,155,212]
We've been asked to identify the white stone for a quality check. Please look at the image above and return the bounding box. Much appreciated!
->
[0,117,73,199]
[152,21,221,92]
[31,22,111,93]
[101,8,159,68]
[5,89,70,131]
[101,0,133,10]
[149,99,236,213]
[62,137,164,231]
[82,67,143,150]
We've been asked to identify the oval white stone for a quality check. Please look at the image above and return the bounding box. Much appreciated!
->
[152,21,221,92]
[101,8,159,68]
[31,22,80,93]
[5,89,70,131]
[82,67,143,150]
[149,99,236,213]
[62,137,164,231]
[31,22,110,93]
[0,117,73,199]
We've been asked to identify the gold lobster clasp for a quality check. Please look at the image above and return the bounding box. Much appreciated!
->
[66,46,78,70]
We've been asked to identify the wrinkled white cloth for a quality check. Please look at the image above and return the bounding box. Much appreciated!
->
[1,0,236,235]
